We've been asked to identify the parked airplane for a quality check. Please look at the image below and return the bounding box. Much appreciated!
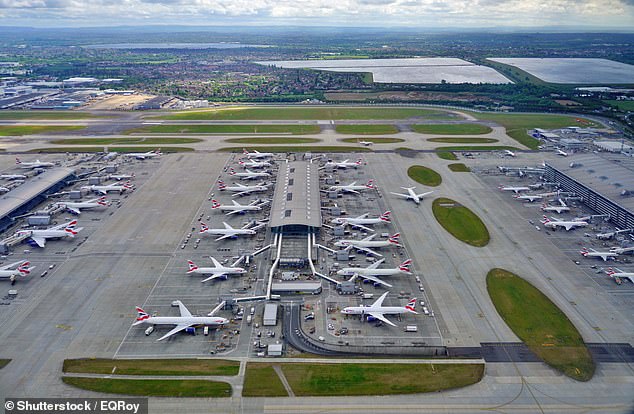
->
[503,150,516,157]
[0,186,10,193]
[541,200,570,214]
[199,222,256,241]
[334,233,401,257]
[53,196,108,215]
[341,292,417,327]
[337,259,412,288]
[229,168,270,180]
[580,247,618,261]
[328,180,374,194]
[123,149,162,160]
[217,180,270,197]
[238,159,271,169]
[133,300,228,341]
[609,246,634,255]
[322,158,363,170]
[390,187,434,204]
[187,258,247,282]
[513,194,543,202]
[541,215,588,231]
[606,267,634,283]
[211,199,263,215]
[556,149,568,157]
[15,220,83,247]
[358,140,373,146]
[15,157,54,169]
[331,211,391,232]
[81,181,133,195]
[242,148,273,159]
[0,174,27,180]
[109,173,134,181]
[0,261,34,284]
[498,185,530,193]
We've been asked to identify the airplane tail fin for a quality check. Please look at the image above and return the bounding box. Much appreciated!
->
[379,211,391,222]
[242,148,249,155]
[356,158,363,165]
[133,306,150,325]
[211,199,221,209]
[15,157,21,165]
[187,260,198,273]
[541,215,550,224]
[65,227,79,237]
[388,233,400,244]
[97,196,108,206]
[229,168,236,175]
[365,179,374,189]
[200,222,209,233]
[399,259,412,272]
[580,247,589,256]
[217,180,226,190]
[405,298,417,312]
[17,262,32,275]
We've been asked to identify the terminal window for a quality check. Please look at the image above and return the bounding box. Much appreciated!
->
[285,210,292,217]
[287,193,293,201]
[288,178,294,186]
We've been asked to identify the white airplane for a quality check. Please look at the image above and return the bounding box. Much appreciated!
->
[390,187,434,205]
[0,186,10,193]
[498,185,530,194]
[15,157,54,169]
[242,148,273,159]
[81,181,133,195]
[513,194,543,202]
[358,140,373,146]
[609,246,634,254]
[187,258,247,282]
[15,219,83,248]
[0,174,27,180]
[53,196,108,215]
[133,300,228,341]
[217,180,270,197]
[556,149,568,157]
[541,200,570,214]
[328,180,375,195]
[229,168,270,180]
[580,247,618,261]
[211,199,262,215]
[334,233,401,257]
[199,222,256,241]
[606,267,634,283]
[331,211,391,232]
[238,159,271,169]
[322,158,363,170]
[0,261,34,284]
[341,292,417,327]
[503,150,516,157]
[109,173,134,181]
[541,215,588,231]
[123,149,162,160]
[337,259,412,288]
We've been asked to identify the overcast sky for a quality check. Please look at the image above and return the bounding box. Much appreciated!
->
[1,0,633,29]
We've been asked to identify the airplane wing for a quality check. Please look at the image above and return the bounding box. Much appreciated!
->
[95,188,107,195]
[343,189,360,195]
[208,301,226,316]
[0,260,26,271]
[177,301,192,317]
[214,234,235,242]
[367,312,396,327]
[66,206,81,215]
[416,191,434,198]
[389,192,409,199]
[351,245,382,257]
[225,209,241,216]
[564,224,574,231]
[358,274,392,288]
[30,237,46,248]
[232,190,254,197]
[372,291,389,307]
[210,257,222,267]
[354,213,370,219]
[367,258,385,269]
[349,223,374,233]
[222,222,234,230]
[231,200,242,206]
[361,234,377,242]
[201,273,227,283]
[157,324,191,341]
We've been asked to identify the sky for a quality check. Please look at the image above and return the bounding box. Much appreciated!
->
[0,0,633,29]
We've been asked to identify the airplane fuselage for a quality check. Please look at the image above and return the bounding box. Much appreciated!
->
[136,316,227,327]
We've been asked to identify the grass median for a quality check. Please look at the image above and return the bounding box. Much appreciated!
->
[242,363,288,397]
[448,163,471,172]
[62,377,232,397]
[63,358,239,376]
[126,124,320,135]
[340,137,404,144]
[0,125,85,136]
[224,137,320,144]
[427,137,498,144]
[335,124,399,135]
[436,150,458,160]
[0,359,10,369]
[432,197,490,247]
[219,146,371,153]
[51,138,202,145]
[29,147,194,153]
[412,124,492,135]
[486,268,595,381]
[407,165,442,187]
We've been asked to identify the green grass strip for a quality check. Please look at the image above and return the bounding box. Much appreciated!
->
[412,124,492,135]
[62,377,232,397]
[0,126,85,136]
[340,137,404,144]
[427,137,498,144]
[51,138,202,145]
[0,359,10,369]
[242,363,289,397]
[604,100,634,111]
[432,197,490,247]
[224,137,320,144]
[436,150,458,160]
[448,163,471,172]
[0,111,95,120]
[63,358,239,376]
[487,268,595,381]
[407,165,442,187]
[127,124,320,135]
[335,124,399,135]
[219,146,371,153]
[435,146,521,152]
[29,147,194,153]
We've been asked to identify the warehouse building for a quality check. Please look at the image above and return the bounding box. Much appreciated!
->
[263,303,278,326]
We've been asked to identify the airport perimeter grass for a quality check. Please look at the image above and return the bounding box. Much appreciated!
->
[63,358,239,376]
[242,363,288,397]
[436,145,520,152]
[335,124,399,135]
[0,359,10,369]
[605,100,634,111]
[156,107,454,121]
[427,137,498,144]
[224,137,320,144]
[51,137,202,145]
[432,198,490,247]
[62,377,232,397]
[412,124,492,135]
[30,147,194,153]
[486,268,595,381]
[436,150,458,160]
[127,124,320,135]
[340,137,404,144]
[0,125,85,136]
[407,165,442,187]
[277,363,484,396]
[0,111,95,120]
[448,163,471,172]
[219,146,371,153]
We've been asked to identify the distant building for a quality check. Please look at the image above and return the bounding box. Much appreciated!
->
[594,141,634,155]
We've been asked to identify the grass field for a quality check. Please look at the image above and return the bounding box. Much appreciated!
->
[0,111,95,120]
[432,197,490,247]
[436,145,520,152]
[156,107,454,121]
[428,137,498,144]
[62,377,232,397]
[219,146,371,153]
[30,147,194,153]
[412,124,493,135]
[448,163,471,172]
[0,359,10,369]
[127,124,321,135]
[407,165,442,187]
[279,363,484,396]
[486,268,595,381]
[51,138,202,145]
[605,100,634,111]
[0,126,85,136]
[335,124,399,135]
[242,363,288,397]
[224,137,320,144]
[436,150,458,160]
[63,358,239,376]
[340,137,405,144]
